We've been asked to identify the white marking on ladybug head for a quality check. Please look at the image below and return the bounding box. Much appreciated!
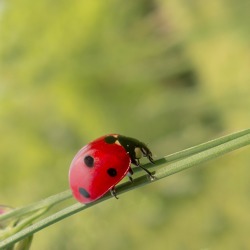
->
[114,140,121,146]
[134,147,142,159]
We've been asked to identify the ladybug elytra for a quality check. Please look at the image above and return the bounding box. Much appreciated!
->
[69,134,154,203]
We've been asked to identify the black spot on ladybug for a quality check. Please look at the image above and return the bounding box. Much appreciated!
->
[79,187,90,198]
[107,168,117,177]
[105,136,117,144]
[84,155,94,167]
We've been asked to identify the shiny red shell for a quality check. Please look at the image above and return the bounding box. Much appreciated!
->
[69,135,131,204]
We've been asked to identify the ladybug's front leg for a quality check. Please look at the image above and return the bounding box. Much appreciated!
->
[110,187,119,199]
[131,158,155,180]
[131,158,140,167]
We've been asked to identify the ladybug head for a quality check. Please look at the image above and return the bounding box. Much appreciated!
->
[105,134,153,165]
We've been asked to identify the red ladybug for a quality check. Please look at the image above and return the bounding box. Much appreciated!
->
[69,134,154,204]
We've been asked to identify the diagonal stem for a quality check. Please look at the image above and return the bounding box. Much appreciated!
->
[0,129,249,249]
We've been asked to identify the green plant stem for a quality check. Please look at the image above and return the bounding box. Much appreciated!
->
[1,208,48,240]
[1,129,248,223]
[0,191,72,222]
[0,129,249,249]
[135,128,250,171]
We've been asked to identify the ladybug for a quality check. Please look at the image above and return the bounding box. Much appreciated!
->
[69,134,154,204]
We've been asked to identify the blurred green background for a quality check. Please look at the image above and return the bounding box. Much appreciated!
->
[1,0,250,249]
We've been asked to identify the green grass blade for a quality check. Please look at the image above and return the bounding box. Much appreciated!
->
[0,129,249,249]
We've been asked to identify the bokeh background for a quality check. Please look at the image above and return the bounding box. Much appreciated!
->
[1,0,250,249]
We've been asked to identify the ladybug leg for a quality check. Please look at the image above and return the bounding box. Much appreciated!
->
[132,158,155,180]
[131,158,139,166]
[127,168,134,182]
[110,187,119,199]
[138,164,155,181]
[141,147,154,164]
[147,154,154,164]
